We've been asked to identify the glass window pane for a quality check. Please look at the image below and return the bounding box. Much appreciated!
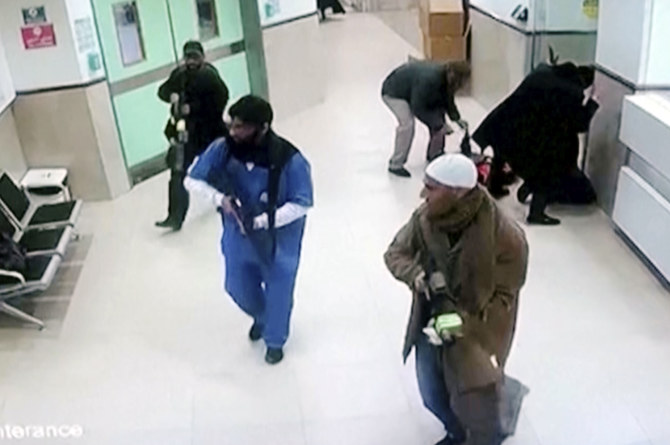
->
[113,1,146,66]
[196,0,219,41]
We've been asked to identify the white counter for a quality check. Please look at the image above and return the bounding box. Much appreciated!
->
[614,93,670,282]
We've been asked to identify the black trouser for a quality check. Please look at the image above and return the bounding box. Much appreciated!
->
[488,154,508,195]
[526,179,559,218]
[164,144,191,226]
[167,168,189,226]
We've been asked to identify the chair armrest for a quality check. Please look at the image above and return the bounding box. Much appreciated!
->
[0,269,26,285]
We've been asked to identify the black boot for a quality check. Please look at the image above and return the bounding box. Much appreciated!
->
[248,322,263,342]
[155,218,174,228]
[388,166,411,178]
[265,347,284,365]
[155,218,181,230]
[528,191,560,225]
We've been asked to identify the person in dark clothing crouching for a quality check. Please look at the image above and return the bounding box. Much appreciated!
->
[382,61,470,178]
[472,62,599,225]
[156,40,229,231]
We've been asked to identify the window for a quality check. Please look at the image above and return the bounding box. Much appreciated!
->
[113,1,146,66]
[196,0,219,41]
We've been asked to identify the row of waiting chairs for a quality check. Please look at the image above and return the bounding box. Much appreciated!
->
[0,172,82,329]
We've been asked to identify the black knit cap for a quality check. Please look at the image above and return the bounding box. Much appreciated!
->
[229,95,274,126]
[183,40,204,57]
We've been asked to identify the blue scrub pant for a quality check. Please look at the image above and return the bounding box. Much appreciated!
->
[224,259,298,349]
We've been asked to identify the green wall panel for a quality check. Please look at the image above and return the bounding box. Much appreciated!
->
[212,52,251,108]
[113,81,169,166]
[168,0,244,56]
[116,54,249,168]
[92,0,177,82]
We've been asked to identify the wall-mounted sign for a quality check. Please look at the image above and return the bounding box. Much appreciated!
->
[22,6,47,25]
[21,24,57,49]
[74,17,96,53]
[582,0,598,19]
[264,0,281,19]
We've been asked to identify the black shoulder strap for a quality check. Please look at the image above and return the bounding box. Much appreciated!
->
[267,135,298,257]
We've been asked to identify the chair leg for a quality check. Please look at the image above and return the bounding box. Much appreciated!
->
[0,302,45,330]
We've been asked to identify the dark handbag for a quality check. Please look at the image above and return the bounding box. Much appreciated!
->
[0,232,26,275]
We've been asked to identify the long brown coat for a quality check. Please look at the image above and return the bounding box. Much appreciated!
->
[384,194,528,394]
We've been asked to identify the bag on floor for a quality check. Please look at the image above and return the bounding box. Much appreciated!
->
[0,232,26,275]
[499,375,530,438]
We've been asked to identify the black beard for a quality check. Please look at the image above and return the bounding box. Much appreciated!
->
[226,133,271,167]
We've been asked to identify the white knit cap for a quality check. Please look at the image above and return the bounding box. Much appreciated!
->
[425,153,478,189]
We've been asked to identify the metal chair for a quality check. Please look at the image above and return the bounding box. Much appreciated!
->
[0,172,82,231]
[0,254,62,329]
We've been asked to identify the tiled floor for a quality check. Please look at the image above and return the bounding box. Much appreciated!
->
[1,11,670,445]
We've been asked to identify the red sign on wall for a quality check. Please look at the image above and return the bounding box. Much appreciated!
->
[21,24,56,49]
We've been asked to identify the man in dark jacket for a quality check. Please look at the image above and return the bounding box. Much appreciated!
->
[382,61,470,178]
[155,40,229,231]
[472,62,599,225]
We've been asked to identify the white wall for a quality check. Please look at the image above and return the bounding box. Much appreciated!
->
[544,0,597,32]
[596,0,670,88]
[643,0,670,86]
[0,0,83,91]
[595,0,650,85]
[471,0,597,32]
[257,0,317,27]
[0,37,16,113]
[470,0,533,29]
[65,0,105,83]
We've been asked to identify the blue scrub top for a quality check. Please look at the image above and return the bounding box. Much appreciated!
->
[189,137,314,268]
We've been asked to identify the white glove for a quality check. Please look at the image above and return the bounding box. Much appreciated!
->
[413,271,427,294]
[422,319,443,345]
[253,213,269,230]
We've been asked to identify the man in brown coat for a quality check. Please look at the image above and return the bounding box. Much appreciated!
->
[384,154,529,445]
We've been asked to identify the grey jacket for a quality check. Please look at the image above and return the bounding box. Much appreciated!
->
[381,61,461,130]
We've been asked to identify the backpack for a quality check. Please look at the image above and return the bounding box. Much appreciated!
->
[0,232,26,276]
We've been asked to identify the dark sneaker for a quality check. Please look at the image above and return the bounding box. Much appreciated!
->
[248,322,263,342]
[388,167,411,178]
[265,347,284,365]
[435,433,465,445]
[527,213,561,225]
[155,218,175,228]
[155,218,182,231]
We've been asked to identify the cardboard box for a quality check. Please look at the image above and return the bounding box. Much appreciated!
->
[419,0,465,37]
[422,22,471,62]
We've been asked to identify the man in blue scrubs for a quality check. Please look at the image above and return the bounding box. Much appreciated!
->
[186,96,313,364]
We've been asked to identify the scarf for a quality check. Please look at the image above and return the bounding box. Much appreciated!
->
[426,186,497,315]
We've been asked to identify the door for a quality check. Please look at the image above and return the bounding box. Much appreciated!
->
[92,0,252,181]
